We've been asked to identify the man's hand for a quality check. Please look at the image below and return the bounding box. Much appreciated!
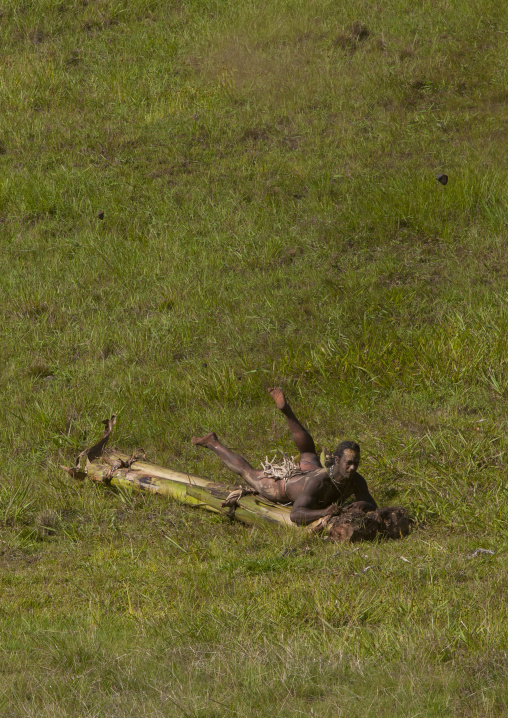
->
[324,504,342,517]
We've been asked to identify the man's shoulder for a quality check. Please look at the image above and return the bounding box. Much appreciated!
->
[303,467,329,488]
[352,472,369,487]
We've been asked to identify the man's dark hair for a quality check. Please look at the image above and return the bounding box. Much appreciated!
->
[333,441,360,459]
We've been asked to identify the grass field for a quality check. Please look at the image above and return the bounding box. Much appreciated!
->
[1,0,507,715]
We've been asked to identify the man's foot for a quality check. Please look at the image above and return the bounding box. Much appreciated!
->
[191,431,218,448]
[268,387,287,411]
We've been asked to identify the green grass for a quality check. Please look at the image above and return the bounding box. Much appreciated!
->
[0,0,507,714]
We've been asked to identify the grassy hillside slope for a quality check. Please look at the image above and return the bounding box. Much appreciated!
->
[0,0,507,715]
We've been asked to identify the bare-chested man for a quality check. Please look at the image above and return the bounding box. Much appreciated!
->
[192,388,377,526]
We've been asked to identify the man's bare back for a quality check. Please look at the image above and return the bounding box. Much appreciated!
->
[192,388,377,525]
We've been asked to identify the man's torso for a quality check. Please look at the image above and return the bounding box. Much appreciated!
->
[284,466,361,508]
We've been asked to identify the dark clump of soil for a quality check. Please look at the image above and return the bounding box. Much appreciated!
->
[374,506,411,539]
[327,508,379,542]
[326,506,410,543]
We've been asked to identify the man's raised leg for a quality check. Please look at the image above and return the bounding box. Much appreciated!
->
[268,388,320,470]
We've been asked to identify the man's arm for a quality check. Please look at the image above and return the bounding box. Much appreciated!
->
[289,476,340,526]
[348,473,377,511]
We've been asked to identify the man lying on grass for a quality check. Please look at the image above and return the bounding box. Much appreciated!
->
[192,388,377,526]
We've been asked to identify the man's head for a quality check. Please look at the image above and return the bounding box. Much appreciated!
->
[331,441,360,481]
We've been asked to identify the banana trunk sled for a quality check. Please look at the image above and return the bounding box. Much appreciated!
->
[62,417,410,543]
